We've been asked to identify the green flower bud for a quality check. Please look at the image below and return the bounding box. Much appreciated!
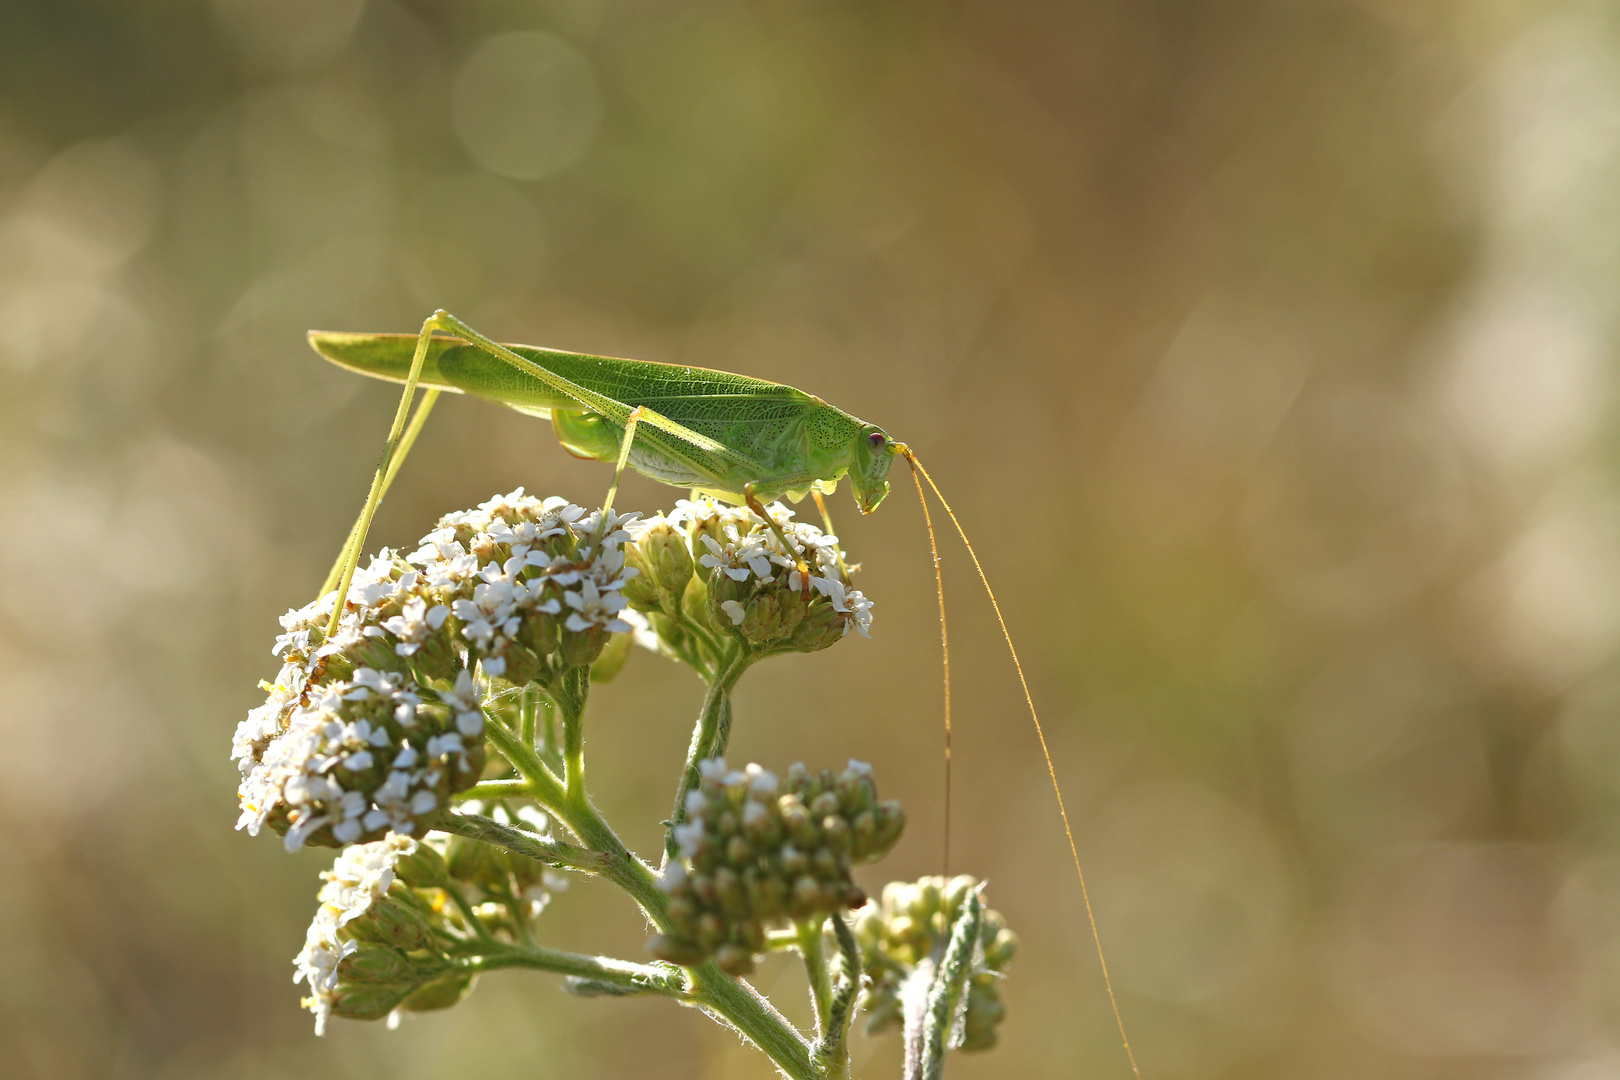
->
[393,841,449,889]
[349,890,435,953]
[647,934,707,966]
[854,876,1016,1051]
[789,601,846,653]
[519,603,561,658]
[624,520,694,614]
[398,971,475,1013]
[652,757,905,972]
[590,625,634,683]
[558,622,606,671]
[328,982,411,1023]
[714,943,756,977]
[336,942,411,985]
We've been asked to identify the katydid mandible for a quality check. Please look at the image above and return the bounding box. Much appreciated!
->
[306,309,1142,1077]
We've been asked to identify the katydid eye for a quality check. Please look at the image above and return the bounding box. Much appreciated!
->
[868,431,887,450]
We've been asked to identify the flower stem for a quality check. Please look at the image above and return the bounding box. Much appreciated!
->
[519,684,538,748]
[466,944,689,999]
[457,778,530,801]
[813,915,861,1080]
[796,917,833,1032]
[665,648,751,863]
[480,712,566,809]
[436,811,606,875]
[556,666,590,802]
[690,966,818,1080]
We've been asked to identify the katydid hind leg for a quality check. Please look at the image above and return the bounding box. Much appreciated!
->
[905,450,1143,1080]
[429,310,762,483]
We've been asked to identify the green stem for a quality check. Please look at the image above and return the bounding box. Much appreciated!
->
[436,811,606,875]
[665,649,751,862]
[466,944,689,999]
[673,610,722,674]
[519,684,538,748]
[456,778,530,801]
[796,917,833,1033]
[481,710,566,810]
[556,666,589,803]
[443,882,495,945]
[915,893,984,1080]
[691,966,818,1080]
[814,915,861,1079]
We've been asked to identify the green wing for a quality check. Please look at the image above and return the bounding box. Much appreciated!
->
[306,330,861,497]
[307,332,469,394]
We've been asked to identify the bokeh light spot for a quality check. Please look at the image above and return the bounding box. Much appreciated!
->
[452,32,602,181]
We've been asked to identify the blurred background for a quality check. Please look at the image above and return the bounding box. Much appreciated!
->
[3,0,1619,1076]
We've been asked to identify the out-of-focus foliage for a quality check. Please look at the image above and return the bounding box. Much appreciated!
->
[4,0,1620,1077]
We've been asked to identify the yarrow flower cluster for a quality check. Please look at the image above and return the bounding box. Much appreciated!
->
[649,757,906,976]
[234,484,1008,1073]
[293,835,466,1034]
[623,497,874,658]
[233,490,642,851]
[853,875,1018,1051]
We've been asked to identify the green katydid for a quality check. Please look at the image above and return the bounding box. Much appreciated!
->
[306,309,1142,1077]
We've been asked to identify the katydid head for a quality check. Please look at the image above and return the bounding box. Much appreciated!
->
[851,424,900,513]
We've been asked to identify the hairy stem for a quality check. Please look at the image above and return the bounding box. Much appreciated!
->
[556,666,589,803]
[436,811,606,875]
[665,648,751,863]
[814,914,861,1079]
[691,966,818,1080]
[797,917,833,1032]
[480,711,566,810]
[466,944,688,999]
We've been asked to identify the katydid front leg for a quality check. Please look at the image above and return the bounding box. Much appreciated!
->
[324,312,445,634]
[744,483,813,599]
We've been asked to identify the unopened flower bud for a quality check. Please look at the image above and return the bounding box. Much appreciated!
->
[328,982,411,1023]
[714,943,756,976]
[393,841,449,889]
[337,942,412,985]
[647,934,708,966]
[649,756,905,972]
[349,891,435,953]
[398,971,475,1013]
[853,876,1016,1049]
[624,520,694,614]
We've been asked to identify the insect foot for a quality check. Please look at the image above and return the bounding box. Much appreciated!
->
[648,757,905,976]
[853,876,1018,1052]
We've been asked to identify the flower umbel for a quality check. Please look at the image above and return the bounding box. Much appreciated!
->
[294,835,463,1034]
[649,757,905,976]
[853,875,1018,1051]
[237,484,1011,1076]
[624,497,874,664]
[233,490,643,850]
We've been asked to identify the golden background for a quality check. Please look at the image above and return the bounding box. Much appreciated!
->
[1,1,1615,1077]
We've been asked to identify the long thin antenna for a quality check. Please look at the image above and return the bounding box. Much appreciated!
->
[906,458,952,876]
[904,449,1142,1080]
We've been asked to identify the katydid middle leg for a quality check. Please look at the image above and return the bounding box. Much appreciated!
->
[592,406,645,550]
